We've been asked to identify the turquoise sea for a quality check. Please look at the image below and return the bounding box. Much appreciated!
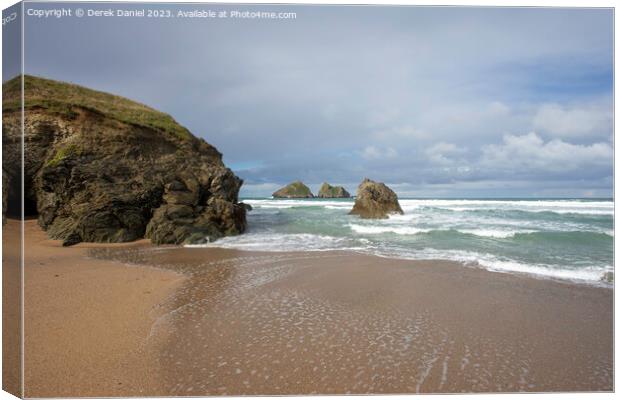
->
[197,198,614,286]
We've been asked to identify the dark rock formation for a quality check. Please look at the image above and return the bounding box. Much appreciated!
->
[349,178,404,219]
[2,75,246,245]
[317,182,350,198]
[272,181,314,198]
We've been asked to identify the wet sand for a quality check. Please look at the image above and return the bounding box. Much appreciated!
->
[91,243,613,394]
[12,219,613,395]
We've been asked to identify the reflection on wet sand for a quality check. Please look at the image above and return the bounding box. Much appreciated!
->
[89,247,613,395]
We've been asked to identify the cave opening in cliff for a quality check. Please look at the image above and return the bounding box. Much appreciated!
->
[5,174,38,218]
[23,178,38,217]
[5,181,21,218]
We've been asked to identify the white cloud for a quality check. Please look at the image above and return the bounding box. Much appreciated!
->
[481,132,612,173]
[425,142,468,165]
[360,146,398,160]
[533,103,612,138]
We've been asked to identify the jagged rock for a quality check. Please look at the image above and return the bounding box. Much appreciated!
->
[62,232,82,247]
[272,181,314,198]
[349,178,404,219]
[317,182,350,198]
[240,203,253,212]
[2,75,246,245]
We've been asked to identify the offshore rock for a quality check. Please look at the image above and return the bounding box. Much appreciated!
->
[272,181,314,198]
[317,182,350,198]
[349,178,404,219]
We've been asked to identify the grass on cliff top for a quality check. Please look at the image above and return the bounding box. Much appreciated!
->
[3,75,193,141]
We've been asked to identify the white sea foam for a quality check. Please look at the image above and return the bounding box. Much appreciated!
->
[349,224,536,238]
[192,232,611,285]
[396,199,613,216]
[245,198,613,216]
[195,232,359,252]
[374,248,612,284]
[397,199,612,209]
[249,199,351,209]
[348,224,431,235]
[385,213,419,222]
[458,229,536,238]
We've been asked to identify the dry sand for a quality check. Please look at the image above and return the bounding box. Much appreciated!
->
[2,219,22,397]
[15,220,186,397]
[5,219,613,396]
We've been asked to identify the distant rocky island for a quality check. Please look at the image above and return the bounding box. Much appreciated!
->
[271,179,402,219]
[349,178,404,219]
[272,181,314,198]
[2,75,247,245]
[317,182,351,198]
[272,181,352,199]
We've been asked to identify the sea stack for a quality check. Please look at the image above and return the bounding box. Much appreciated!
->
[317,182,351,198]
[2,75,247,245]
[349,178,404,219]
[272,181,314,198]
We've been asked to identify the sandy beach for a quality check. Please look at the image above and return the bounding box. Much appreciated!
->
[2,219,21,396]
[15,220,186,397]
[11,219,613,396]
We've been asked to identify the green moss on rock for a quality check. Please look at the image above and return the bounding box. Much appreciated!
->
[317,182,351,198]
[45,144,82,168]
[272,181,314,198]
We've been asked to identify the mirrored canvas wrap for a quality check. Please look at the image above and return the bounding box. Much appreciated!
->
[1,1,614,397]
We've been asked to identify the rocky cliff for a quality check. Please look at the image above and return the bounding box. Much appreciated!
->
[349,178,404,219]
[272,181,314,198]
[2,75,246,245]
[317,182,350,198]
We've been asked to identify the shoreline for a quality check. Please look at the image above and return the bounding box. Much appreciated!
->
[191,244,614,289]
[14,219,614,395]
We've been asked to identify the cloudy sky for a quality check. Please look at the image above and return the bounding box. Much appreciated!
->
[20,3,613,197]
